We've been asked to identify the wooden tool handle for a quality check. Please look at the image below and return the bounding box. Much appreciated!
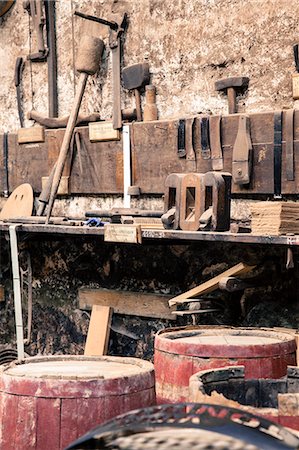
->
[112,44,122,130]
[134,89,142,121]
[45,72,88,223]
[227,87,237,114]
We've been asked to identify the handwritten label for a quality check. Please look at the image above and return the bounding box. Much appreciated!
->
[89,122,120,142]
[104,224,142,244]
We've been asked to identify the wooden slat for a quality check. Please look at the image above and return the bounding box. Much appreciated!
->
[295,334,299,367]
[169,262,256,306]
[84,305,113,356]
[79,288,175,320]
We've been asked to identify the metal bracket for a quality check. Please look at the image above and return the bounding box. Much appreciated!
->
[232,115,252,185]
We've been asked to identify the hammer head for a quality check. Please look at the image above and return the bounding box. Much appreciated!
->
[215,76,249,92]
[122,63,150,90]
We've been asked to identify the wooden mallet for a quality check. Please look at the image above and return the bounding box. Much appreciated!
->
[44,35,104,223]
[122,63,150,121]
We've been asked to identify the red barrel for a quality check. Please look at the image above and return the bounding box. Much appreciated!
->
[154,326,296,403]
[0,355,156,450]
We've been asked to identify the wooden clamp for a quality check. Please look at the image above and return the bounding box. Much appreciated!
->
[210,115,223,170]
[179,173,205,231]
[232,115,252,185]
[284,109,295,181]
[201,171,231,231]
[185,117,196,172]
[162,173,185,229]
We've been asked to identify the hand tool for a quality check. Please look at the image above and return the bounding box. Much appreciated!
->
[162,173,185,229]
[122,63,150,122]
[273,111,282,198]
[75,10,128,130]
[0,183,33,220]
[28,110,102,128]
[177,119,186,158]
[179,173,204,231]
[215,76,249,114]
[2,132,9,198]
[143,84,158,121]
[44,34,104,223]
[292,44,299,101]
[14,57,25,128]
[201,171,231,231]
[44,0,58,117]
[122,108,137,121]
[200,116,211,159]
[209,115,223,170]
[85,208,164,222]
[284,109,295,181]
[24,0,48,61]
[232,115,252,185]
[185,117,196,171]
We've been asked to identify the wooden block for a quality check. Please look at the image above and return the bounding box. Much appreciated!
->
[89,121,120,141]
[84,305,112,356]
[18,126,45,144]
[104,224,142,243]
[42,176,69,196]
[169,263,256,306]
[78,289,175,320]
[250,202,299,235]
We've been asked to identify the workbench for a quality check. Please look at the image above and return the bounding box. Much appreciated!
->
[0,222,299,247]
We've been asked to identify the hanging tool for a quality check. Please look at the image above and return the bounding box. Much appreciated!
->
[2,132,9,197]
[44,0,58,117]
[24,0,48,62]
[185,117,196,171]
[274,111,282,198]
[14,57,25,128]
[177,119,186,158]
[200,116,211,159]
[292,44,299,102]
[28,109,101,128]
[215,76,249,114]
[232,115,252,185]
[122,63,150,122]
[43,34,104,223]
[210,115,223,170]
[74,10,128,130]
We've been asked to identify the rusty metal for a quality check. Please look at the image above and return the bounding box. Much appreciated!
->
[65,403,299,450]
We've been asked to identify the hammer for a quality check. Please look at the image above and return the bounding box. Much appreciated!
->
[215,76,249,114]
[122,63,150,121]
[43,34,104,223]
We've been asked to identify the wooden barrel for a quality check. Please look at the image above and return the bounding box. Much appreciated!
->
[154,326,296,403]
[0,355,156,450]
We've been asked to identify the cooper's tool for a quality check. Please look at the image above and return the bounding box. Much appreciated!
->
[177,119,186,158]
[292,44,299,101]
[143,85,158,121]
[179,173,204,231]
[44,34,104,223]
[200,116,211,159]
[75,10,128,130]
[232,115,252,185]
[14,57,24,128]
[24,0,48,62]
[215,76,249,114]
[85,208,163,222]
[122,63,150,122]
[284,109,295,181]
[44,0,58,117]
[185,117,196,171]
[28,110,102,128]
[274,111,282,198]
[162,173,185,229]
[201,171,231,231]
[0,184,33,220]
[122,108,137,122]
[2,132,9,198]
[210,115,223,170]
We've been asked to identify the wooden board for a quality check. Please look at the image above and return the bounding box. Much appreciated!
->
[295,334,299,367]
[0,183,33,219]
[17,126,45,144]
[2,110,299,196]
[169,262,256,306]
[79,288,175,320]
[84,305,112,356]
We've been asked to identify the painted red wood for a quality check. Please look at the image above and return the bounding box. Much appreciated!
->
[154,326,296,403]
[0,355,156,450]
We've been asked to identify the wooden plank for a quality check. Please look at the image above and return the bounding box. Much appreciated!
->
[79,288,175,320]
[84,305,112,356]
[169,262,256,306]
[17,126,45,143]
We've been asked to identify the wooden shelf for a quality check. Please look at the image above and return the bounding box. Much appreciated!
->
[0,222,299,246]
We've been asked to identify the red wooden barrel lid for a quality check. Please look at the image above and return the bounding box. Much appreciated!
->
[0,355,155,398]
[155,326,296,358]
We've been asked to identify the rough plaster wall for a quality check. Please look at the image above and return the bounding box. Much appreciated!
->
[1,0,299,132]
